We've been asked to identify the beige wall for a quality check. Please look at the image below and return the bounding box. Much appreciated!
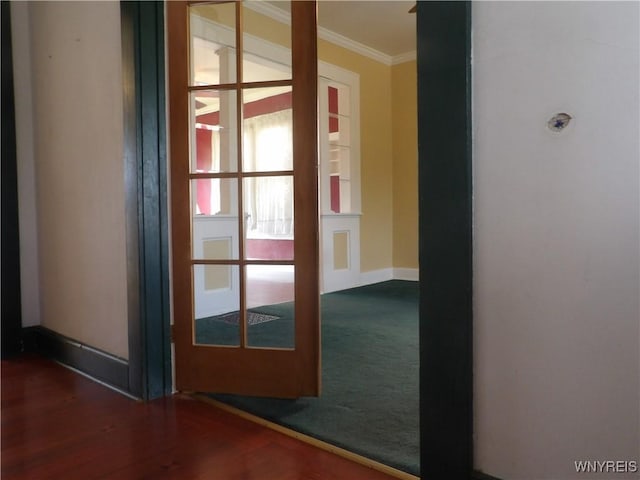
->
[391,60,418,270]
[473,2,639,478]
[23,1,129,359]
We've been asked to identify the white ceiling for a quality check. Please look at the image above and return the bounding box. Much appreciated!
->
[267,1,417,57]
[318,1,416,57]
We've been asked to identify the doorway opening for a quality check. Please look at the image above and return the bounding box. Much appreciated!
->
[175,1,419,476]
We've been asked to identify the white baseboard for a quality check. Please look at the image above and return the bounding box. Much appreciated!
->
[357,268,419,287]
[358,268,394,286]
[325,268,419,293]
[393,268,420,281]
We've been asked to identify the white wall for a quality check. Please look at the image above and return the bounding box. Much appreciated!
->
[13,1,129,359]
[473,2,639,479]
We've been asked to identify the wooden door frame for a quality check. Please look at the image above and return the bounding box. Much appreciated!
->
[127,0,476,476]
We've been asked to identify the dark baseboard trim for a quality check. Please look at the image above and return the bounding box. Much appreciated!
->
[23,326,130,393]
[472,469,503,480]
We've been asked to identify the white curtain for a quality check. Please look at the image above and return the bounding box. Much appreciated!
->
[244,109,294,237]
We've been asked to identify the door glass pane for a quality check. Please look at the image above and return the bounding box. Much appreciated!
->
[243,176,294,257]
[193,265,240,347]
[246,264,294,348]
[242,1,291,82]
[242,87,293,172]
[190,3,237,86]
[191,90,238,173]
[191,177,238,215]
[192,178,239,259]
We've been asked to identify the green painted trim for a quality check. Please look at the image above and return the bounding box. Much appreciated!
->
[121,1,171,400]
[417,2,473,478]
[1,0,23,359]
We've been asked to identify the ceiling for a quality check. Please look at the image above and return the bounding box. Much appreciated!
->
[268,1,417,57]
[318,1,416,56]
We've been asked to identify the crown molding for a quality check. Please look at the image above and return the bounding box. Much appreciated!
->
[391,50,417,65]
[246,0,292,25]
[245,1,414,67]
[318,26,393,65]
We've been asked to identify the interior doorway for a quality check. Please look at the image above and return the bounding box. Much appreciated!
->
[186,0,420,476]
[167,0,422,476]
[127,0,472,476]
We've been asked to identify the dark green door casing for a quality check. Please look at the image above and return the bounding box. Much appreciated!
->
[417,2,473,478]
[1,0,23,359]
[121,0,171,400]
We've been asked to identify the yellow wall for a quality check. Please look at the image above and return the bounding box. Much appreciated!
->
[192,5,418,275]
[319,44,418,272]
[244,6,292,48]
[391,60,418,269]
[196,4,292,49]
[319,40,395,273]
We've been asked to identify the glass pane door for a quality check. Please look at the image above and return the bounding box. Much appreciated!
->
[168,0,320,397]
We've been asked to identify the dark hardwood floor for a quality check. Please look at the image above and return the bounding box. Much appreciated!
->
[1,355,396,480]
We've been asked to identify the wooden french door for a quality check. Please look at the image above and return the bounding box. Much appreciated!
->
[167,1,320,397]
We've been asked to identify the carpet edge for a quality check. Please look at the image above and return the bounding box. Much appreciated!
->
[192,393,420,480]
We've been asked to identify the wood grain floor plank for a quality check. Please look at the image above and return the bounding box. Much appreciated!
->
[1,355,397,480]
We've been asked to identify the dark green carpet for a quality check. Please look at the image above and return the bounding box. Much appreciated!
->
[197,280,419,476]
